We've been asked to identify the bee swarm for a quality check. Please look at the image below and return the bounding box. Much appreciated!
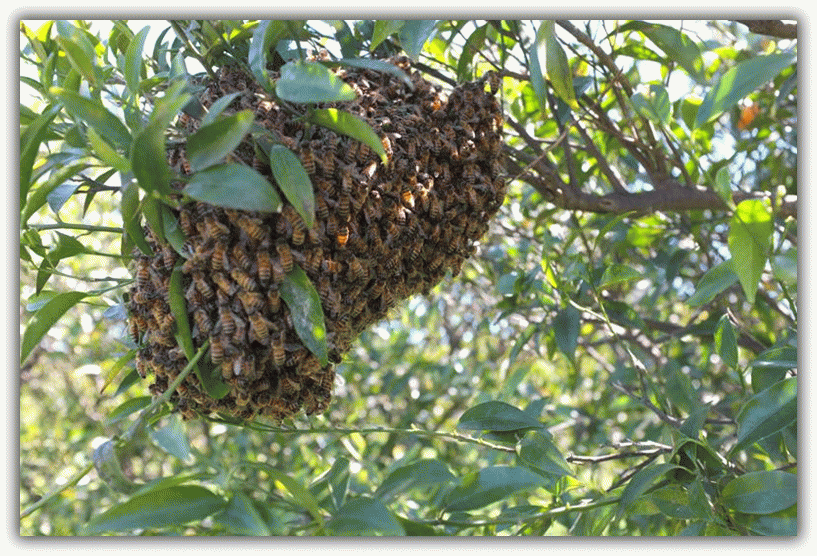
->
[128,57,506,422]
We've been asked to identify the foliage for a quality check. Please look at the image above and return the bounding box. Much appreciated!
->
[20,19,796,536]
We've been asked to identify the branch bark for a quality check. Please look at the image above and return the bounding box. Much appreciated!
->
[736,20,797,40]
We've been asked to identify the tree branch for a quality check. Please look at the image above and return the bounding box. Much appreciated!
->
[736,20,797,40]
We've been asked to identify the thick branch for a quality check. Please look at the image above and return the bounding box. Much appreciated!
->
[736,20,797,40]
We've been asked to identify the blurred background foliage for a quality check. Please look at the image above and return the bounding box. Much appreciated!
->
[20,19,796,536]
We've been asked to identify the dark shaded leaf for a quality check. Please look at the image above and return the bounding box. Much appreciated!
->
[617,462,680,518]
[183,164,282,213]
[279,265,328,365]
[457,401,543,432]
[518,430,573,478]
[124,25,150,95]
[213,492,272,536]
[50,87,131,150]
[444,466,547,512]
[398,20,437,61]
[371,21,405,52]
[721,470,796,515]
[266,144,315,228]
[715,314,739,369]
[327,497,405,536]
[374,459,455,502]
[729,198,773,304]
[687,259,739,307]
[308,108,388,165]
[187,110,254,172]
[732,376,796,454]
[85,485,225,533]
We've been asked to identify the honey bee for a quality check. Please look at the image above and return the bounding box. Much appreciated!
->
[276,239,293,273]
[192,272,215,299]
[336,225,349,248]
[136,264,150,290]
[237,290,264,314]
[337,193,350,221]
[300,143,315,175]
[204,215,230,240]
[128,319,142,344]
[257,250,272,283]
[348,257,366,281]
[162,246,177,270]
[131,289,151,305]
[322,258,342,274]
[318,275,332,303]
[282,205,306,245]
[209,334,225,364]
[271,258,286,284]
[316,193,329,220]
[179,209,195,237]
[211,272,235,295]
[267,288,281,313]
[193,309,212,337]
[231,268,257,292]
[430,194,443,221]
[344,140,359,164]
[219,303,236,336]
[231,244,252,270]
[238,215,267,243]
[248,312,271,343]
[271,334,286,368]
[211,241,228,272]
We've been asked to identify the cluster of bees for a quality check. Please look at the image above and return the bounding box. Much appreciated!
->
[128,57,506,422]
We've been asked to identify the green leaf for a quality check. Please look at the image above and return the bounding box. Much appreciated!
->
[276,61,356,104]
[740,505,797,536]
[374,459,455,502]
[183,164,282,213]
[597,263,642,289]
[199,92,241,128]
[457,401,543,432]
[542,21,577,110]
[20,103,60,206]
[687,259,739,307]
[617,462,680,518]
[87,126,131,173]
[124,25,150,95]
[618,22,704,80]
[715,314,739,369]
[517,430,573,478]
[732,376,797,454]
[729,198,773,304]
[248,20,288,93]
[696,52,795,128]
[50,87,132,150]
[279,265,328,365]
[85,485,226,534]
[265,144,316,228]
[21,291,87,365]
[22,162,89,225]
[333,58,413,89]
[630,83,671,125]
[713,166,734,208]
[169,265,229,399]
[92,440,140,494]
[749,345,797,392]
[186,110,255,172]
[213,492,272,536]
[149,413,192,462]
[649,485,695,519]
[55,35,97,87]
[120,180,153,257]
[397,20,437,61]
[528,25,548,112]
[242,461,324,524]
[371,21,405,52]
[771,250,797,286]
[456,24,487,82]
[720,471,796,515]
[553,305,580,360]
[444,466,547,512]
[308,108,387,165]
[328,497,405,536]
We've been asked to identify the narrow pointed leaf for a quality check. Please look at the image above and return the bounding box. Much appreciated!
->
[457,401,543,432]
[518,430,573,477]
[266,144,315,227]
[21,291,87,365]
[729,198,773,304]
[21,103,60,206]
[688,259,739,307]
[444,466,547,512]
[248,20,287,92]
[50,87,131,150]
[85,485,225,533]
[715,314,739,369]
[696,52,795,128]
[213,492,272,536]
[374,459,455,502]
[199,92,241,127]
[371,21,405,52]
[617,463,680,518]
[333,58,413,89]
[124,25,150,95]
[280,265,328,365]
[732,376,797,454]
[183,164,281,213]
[721,471,796,515]
[187,110,254,171]
[543,21,577,110]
